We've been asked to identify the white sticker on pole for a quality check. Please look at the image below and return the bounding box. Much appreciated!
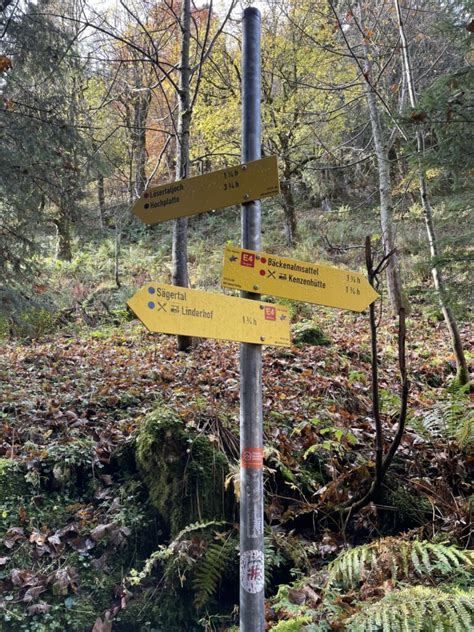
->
[240,550,265,594]
[244,472,264,539]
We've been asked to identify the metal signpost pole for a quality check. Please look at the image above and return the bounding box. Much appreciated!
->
[240,7,265,631]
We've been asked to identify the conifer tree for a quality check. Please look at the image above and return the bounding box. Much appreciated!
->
[0,0,89,275]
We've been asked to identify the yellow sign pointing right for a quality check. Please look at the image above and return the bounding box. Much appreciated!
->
[221,246,379,312]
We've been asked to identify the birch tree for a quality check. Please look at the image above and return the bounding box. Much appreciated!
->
[168,0,237,350]
[329,0,408,315]
[170,0,237,350]
[394,0,469,385]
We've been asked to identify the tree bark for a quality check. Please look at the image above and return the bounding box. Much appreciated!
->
[97,174,105,228]
[345,237,409,516]
[54,209,72,261]
[280,176,297,247]
[132,88,151,199]
[394,0,469,385]
[355,1,407,316]
[114,220,121,289]
[172,0,192,351]
[279,125,297,247]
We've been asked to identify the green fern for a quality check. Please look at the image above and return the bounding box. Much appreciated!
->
[327,538,473,589]
[264,534,286,588]
[421,396,473,448]
[127,520,226,586]
[192,533,237,609]
[172,520,227,543]
[348,585,474,631]
[271,530,311,572]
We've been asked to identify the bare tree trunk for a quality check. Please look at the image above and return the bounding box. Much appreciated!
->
[345,237,409,516]
[280,176,297,247]
[114,219,121,289]
[420,181,468,384]
[122,102,135,206]
[54,209,72,261]
[172,0,192,351]
[365,89,404,314]
[98,174,105,228]
[394,0,469,385]
[279,123,297,247]
[356,2,406,316]
[132,88,151,199]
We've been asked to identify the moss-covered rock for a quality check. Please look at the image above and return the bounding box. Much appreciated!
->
[135,407,233,537]
[292,320,331,347]
[0,458,30,501]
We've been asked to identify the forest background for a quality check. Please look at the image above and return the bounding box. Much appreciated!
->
[0,1,472,631]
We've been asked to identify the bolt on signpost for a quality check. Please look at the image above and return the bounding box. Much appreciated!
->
[240,7,265,631]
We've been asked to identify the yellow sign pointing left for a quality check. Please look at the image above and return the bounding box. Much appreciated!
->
[127,283,290,347]
[132,156,279,224]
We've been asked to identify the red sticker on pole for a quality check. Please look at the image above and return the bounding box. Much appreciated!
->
[242,448,263,469]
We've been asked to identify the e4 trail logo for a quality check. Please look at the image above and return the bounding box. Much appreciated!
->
[241,251,255,267]
[264,306,276,321]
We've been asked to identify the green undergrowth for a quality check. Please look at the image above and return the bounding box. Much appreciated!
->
[292,320,332,347]
[411,389,474,449]
[348,585,473,631]
[267,538,474,631]
[2,183,471,341]
[0,471,152,631]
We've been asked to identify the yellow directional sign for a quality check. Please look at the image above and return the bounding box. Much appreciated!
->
[221,246,379,312]
[127,282,290,346]
[132,156,280,224]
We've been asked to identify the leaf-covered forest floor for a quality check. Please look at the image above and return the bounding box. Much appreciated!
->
[0,187,472,631]
[0,302,472,630]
